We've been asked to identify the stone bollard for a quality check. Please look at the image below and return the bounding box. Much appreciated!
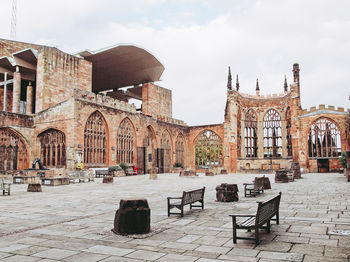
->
[275,169,289,183]
[180,168,198,176]
[216,183,239,202]
[27,183,42,192]
[112,198,150,235]
[103,176,114,183]
[291,162,301,179]
[205,169,215,176]
[262,176,271,189]
[149,167,158,180]
[220,169,228,174]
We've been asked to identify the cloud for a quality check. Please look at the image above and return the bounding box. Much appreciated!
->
[0,0,349,125]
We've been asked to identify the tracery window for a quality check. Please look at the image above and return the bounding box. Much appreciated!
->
[263,109,282,158]
[84,111,107,164]
[38,129,66,168]
[286,107,293,157]
[244,110,258,158]
[237,108,242,158]
[195,130,223,167]
[117,118,134,164]
[308,118,341,158]
[160,131,172,172]
[175,134,185,167]
[0,128,28,170]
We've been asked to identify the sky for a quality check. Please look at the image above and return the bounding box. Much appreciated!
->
[0,0,349,125]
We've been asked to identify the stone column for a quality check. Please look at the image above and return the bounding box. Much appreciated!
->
[12,66,21,114]
[3,72,8,111]
[26,82,33,114]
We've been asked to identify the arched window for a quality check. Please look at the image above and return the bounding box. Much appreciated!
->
[175,134,185,167]
[160,131,172,172]
[84,111,107,164]
[308,118,341,158]
[237,108,242,158]
[38,129,66,168]
[117,118,134,164]
[195,130,222,167]
[286,107,293,157]
[244,110,258,158]
[0,128,28,170]
[263,109,282,158]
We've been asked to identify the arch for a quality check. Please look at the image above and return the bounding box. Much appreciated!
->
[308,117,341,158]
[194,130,223,168]
[0,127,29,170]
[286,107,293,157]
[160,130,172,172]
[175,133,185,167]
[244,109,258,158]
[263,109,282,158]
[83,111,108,165]
[116,117,135,164]
[144,125,157,170]
[38,128,66,168]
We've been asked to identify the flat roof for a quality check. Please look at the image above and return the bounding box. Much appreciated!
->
[78,44,165,92]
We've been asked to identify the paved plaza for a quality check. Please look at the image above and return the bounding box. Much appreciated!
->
[0,172,349,262]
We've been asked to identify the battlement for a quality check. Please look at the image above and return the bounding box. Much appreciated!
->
[157,115,187,126]
[234,91,288,99]
[300,104,346,115]
[74,88,137,113]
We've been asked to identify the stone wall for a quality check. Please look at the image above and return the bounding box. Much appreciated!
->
[142,83,172,118]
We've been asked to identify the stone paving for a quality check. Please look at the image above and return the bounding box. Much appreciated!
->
[0,172,349,261]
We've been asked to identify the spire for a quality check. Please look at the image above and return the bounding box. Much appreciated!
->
[256,78,260,96]
[236,74,239,91]
[227,66,232,90]
[284,75,288,92]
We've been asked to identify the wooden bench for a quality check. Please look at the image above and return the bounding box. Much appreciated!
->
[0,178,11,195]
[167,187,205,217]
[243,177,265,197]
[229,192,282,245]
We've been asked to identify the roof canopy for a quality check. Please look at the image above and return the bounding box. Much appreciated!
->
[78,44,165,93]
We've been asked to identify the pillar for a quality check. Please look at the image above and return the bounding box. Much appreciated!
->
[26,82,33,114]
[3,72,8,111]
[12,66,21,114]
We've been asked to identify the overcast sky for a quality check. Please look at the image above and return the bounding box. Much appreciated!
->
[0,0,349,125]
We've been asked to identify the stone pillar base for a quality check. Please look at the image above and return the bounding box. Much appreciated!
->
[103,176,114,183]
[27,183,42,192]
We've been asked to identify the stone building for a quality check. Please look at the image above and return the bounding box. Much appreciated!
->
[0,38,349,176]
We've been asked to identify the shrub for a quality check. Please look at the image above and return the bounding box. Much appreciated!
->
[75,163,83,170]
[339,152,347,168]
[119,162,128,172]
[174,162,183,168]
[108,165,122,172]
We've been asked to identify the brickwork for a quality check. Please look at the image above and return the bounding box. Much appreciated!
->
[0,39,349,174]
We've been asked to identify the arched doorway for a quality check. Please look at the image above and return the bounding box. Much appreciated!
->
[143,126,157,173]
[158,130,172,173]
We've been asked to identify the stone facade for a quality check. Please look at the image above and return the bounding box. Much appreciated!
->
[0,38,349,175]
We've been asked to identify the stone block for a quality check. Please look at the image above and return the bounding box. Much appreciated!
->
[27,183,42,192]
[112,198,150,235]
[103,176,114,183]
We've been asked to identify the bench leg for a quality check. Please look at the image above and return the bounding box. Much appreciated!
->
[232,216,237,243]
[201,200,204,209]
[276,212,279,224]
[255,227,260,245]
[267,220,271,233]
[181,206,184,217]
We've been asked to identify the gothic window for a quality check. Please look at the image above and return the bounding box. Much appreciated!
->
[308,118,341,158]
[237,108,242,158]
[263,109,282,158]
[244,110,258,158]
[0,128,28,170]
[286,107,293,157]
[117,118,134,164]
[160,131,172,171]
[175,134,185,167]
[195,130,223,167]
[38,129,66,168]
[84,111,107,164]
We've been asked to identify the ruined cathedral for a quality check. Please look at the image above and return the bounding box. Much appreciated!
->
[0,38,349,177]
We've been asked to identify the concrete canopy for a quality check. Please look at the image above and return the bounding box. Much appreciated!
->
[78,45,165,93]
